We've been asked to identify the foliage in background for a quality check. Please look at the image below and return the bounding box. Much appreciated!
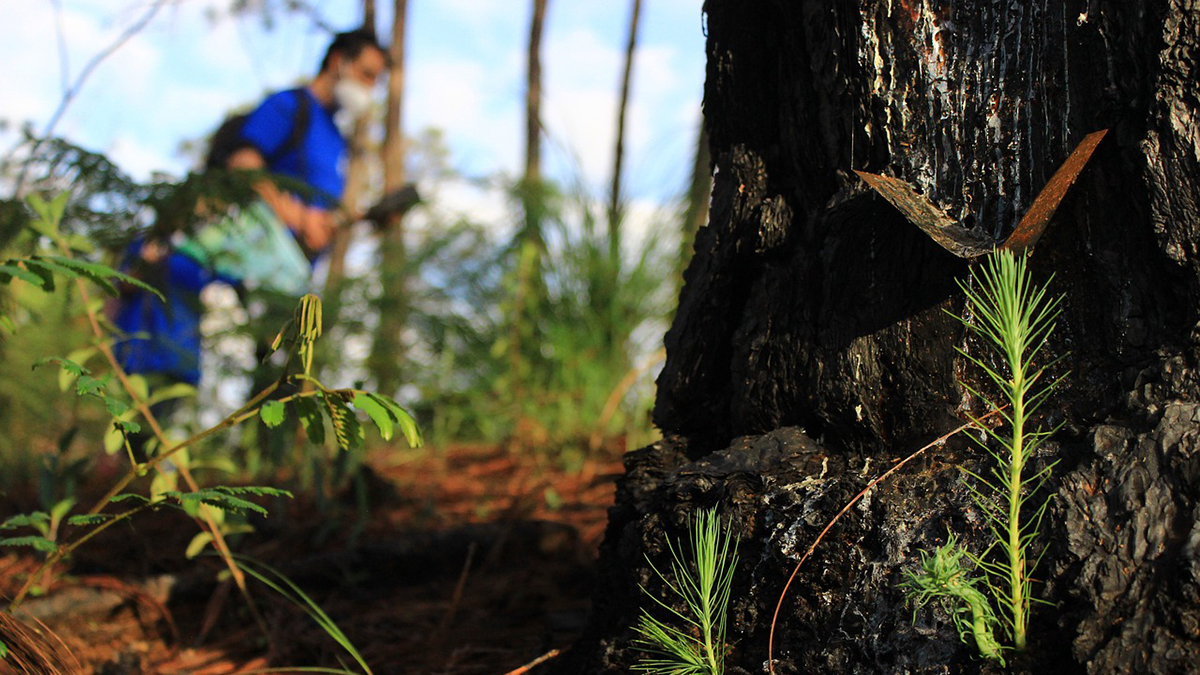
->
[395,173,672,461]
[0,134,318,489]
[633,508,738,675]
[2,128,673,502]
[902,250,1065,663]
[0,193,420,622]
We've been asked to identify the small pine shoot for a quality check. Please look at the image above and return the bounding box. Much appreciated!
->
[633,508,738,675]
[903,249,1065,661]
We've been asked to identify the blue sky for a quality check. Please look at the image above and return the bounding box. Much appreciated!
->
[1,0,707,208]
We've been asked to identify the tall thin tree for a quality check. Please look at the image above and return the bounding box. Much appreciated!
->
[525,0,547,187]
[608,0,642,244]
[325,0,377,289]
[507,0,550,417]
[367,0,409,397]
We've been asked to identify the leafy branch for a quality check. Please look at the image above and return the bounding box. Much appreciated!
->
[1,194,421,620]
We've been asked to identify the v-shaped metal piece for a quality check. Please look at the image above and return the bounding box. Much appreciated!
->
[854,129,1108,259]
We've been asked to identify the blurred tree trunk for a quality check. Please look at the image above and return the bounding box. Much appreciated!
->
[524,0,547,186]
[594,0,643,356]
[556,2,1200,674]
[362,0,375,30]
[324,120,368,288]
[367,0,408,397]
[508,0,550,417]
[324,0,377,290]
[607,0,642,242]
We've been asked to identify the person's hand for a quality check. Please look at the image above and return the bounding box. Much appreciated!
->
[297,208,334,252]
[140,239,168,264]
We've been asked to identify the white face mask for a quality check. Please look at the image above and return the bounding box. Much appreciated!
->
[333,68,373,120]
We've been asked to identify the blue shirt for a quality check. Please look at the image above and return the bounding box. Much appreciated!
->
[112,241,238,385]
[239,88,346,209]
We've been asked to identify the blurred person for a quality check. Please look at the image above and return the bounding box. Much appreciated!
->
[223,28,388,258]
[112,29,389,402]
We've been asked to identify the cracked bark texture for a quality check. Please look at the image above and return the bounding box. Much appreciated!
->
[553,1,1200,674]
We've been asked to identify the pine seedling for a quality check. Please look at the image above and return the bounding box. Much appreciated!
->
[633,508,739,675]
[901,533,1005,664]
[903,249,1065,660]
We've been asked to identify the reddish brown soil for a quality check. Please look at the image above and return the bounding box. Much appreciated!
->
[0,444,624,675]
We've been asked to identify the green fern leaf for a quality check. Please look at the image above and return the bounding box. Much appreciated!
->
[0,536,58,553]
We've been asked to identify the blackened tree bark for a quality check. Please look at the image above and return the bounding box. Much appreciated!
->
[556,2,1200,674]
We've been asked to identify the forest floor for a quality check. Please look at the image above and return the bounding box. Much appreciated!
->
[0,443,626,675]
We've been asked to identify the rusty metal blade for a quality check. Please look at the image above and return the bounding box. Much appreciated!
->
[854,170,994,259]
[1002,129,1108,254]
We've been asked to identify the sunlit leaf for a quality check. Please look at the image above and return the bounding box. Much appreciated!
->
[25,193,59,238]
[49,499,75,526]
[185,532,214,559]
[66,234,95,254]
[352,392,393,441]
[367,393,422,448]
[104,423,125,455]
[146,382,196,407]
[126,374,150,403]
[259,400,286,428]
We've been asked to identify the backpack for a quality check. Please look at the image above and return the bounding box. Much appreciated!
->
[205,87,313,171]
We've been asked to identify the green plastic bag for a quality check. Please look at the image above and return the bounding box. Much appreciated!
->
[176,200,310,296]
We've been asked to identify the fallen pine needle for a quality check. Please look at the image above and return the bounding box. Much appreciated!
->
[767,408,1005,675]
[501,648,561,675]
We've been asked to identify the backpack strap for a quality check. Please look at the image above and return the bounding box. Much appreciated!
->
[262,87,313,171]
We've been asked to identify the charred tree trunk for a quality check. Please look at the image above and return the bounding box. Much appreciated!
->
[557,2,1200,674]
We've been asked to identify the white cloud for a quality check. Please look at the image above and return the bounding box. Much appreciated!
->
[107,132,172,181]
[408,56,522,176]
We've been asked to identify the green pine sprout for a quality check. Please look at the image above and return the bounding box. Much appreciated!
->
[633,508,739,675]
[902,533,1005,665]
[904,249,1065,659]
